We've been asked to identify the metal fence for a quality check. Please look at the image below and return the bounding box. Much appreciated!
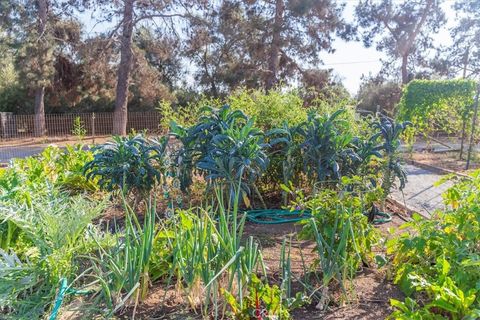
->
[0,111,162,141]
[0,111,164,164]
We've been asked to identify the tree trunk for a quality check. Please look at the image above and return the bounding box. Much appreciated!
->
[34,0,48,137]
[113,0,135,136]
[34,87,46,136]
[398,0,433,85]
[462,46,470,79]
[401,54,408,85]
[265,0,284,91]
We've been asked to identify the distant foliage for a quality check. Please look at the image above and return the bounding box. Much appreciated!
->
[397,79,477,138]
[356,80,402,116]
[228,89,307,131]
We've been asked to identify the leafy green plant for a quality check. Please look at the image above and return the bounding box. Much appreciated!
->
[223,274,307,319]
[197,119,268,206]
[84,135,168,196]
[169,105,249,192]
[266,122,303,204]
[71,116,87,140]
[284,185,379,309]
[373,117,411,201]
[170,105,268,205]
[297,110,358,188]
[0,193,105,318]
[0,145,97,202]
[387,171,480,319]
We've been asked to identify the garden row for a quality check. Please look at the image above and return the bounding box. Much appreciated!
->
[0,94,479,319]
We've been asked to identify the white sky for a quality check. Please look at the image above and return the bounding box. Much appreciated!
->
[80,1,459,95]
[320,1,456,94]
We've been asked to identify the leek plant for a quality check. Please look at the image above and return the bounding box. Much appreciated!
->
[161,185,264,318]
[309,216,352,311]
[87,194,156,316]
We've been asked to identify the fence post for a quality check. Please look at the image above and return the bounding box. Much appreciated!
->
[91,112,96,144]
[466,83,480,170]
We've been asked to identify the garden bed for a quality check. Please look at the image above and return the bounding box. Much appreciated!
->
[120,205,407,320]
[4,102,477,320]
[409,150,480,173]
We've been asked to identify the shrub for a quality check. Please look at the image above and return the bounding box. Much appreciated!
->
[228,88,307,131]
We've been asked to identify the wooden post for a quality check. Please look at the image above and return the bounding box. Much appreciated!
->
[459,116,467,160]
[91,112,96,144]
[466,83,480,170]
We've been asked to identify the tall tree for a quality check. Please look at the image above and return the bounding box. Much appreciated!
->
[356,0,445,84]
[1,0,82,135]
[2,0,54,135]
[433,0,480,79]
[90,0,200,135]
[187,0,353,94]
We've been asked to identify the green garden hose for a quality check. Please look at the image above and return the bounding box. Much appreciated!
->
[49,278,92,320]
[244,209,312,224]
[244,208,392,225]
[371,211,392,224]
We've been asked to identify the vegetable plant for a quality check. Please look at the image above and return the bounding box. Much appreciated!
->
[387,171,480,319]
[373,117,411,201]
[297,110,358,188]
[84,134,168,196]
[170,105,268,205]
[169,105,249,192]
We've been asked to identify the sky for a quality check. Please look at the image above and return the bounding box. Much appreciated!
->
[319,1,456,94]
[80,1,459,95]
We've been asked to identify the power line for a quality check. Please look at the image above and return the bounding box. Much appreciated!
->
[322,60,380,66]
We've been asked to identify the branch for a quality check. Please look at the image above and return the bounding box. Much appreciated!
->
[404,0,434,52]
[133,13,188,25]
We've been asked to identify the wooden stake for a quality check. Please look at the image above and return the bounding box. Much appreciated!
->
[466,83,480,170]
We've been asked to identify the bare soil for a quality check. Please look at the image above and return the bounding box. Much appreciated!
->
[410,151,480,173]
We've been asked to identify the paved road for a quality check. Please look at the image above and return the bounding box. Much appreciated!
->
[391,164,453,217]
[0,144,49,163]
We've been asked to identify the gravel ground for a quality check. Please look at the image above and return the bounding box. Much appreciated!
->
[391,164,453,218]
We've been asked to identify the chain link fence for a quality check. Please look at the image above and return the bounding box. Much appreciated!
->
[0,111,163,164]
